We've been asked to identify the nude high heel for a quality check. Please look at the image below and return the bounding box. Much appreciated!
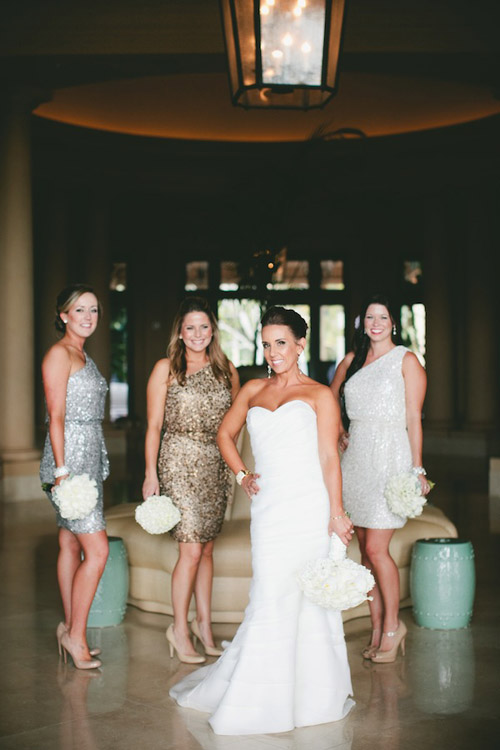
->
[362,629,381,660]
[190,619,223,657]
[371,621,407,663]
[60,632,102,670]
[166,624,206,664]
[57,622,101,657]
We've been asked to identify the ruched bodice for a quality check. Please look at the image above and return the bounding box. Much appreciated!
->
[170,400,354,735]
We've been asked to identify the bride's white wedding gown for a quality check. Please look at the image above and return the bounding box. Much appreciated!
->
[169,400,354,735]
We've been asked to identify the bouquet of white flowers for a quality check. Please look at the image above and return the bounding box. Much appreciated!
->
[297,534,375,611]
[52,473,99,521]
[384,472,434,519]
[135,495,181,534]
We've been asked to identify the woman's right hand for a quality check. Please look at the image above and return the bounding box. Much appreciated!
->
[241,473,260,499]
[142,476,160,501]
[338,431,349,453]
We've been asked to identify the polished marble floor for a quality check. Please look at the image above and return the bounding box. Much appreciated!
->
[1,457,499,750]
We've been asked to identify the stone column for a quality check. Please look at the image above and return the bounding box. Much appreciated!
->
[0,91,48,500]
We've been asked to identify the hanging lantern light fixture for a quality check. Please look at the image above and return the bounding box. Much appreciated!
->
[219,0,346,109]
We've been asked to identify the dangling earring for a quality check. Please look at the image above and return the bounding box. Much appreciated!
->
[267,364,272,378]
[392,324,396,336]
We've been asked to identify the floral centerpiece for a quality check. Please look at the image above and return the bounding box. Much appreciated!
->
[384,472,435,519]
[135,495,181,535]
[52,473,99,521]
[297,534,375,611]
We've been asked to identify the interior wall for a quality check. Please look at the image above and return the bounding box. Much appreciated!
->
[31,116,500,453]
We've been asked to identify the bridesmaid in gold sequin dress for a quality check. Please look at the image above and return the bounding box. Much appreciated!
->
[142,297,239,663]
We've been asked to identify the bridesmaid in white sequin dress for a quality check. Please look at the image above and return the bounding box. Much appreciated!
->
[40,285,109,670]
[331,294,429,663]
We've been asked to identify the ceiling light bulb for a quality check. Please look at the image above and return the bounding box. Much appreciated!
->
[271,49,283,59]
[260,5,269,15]
[301,42,311,53]
[293,6,302,17]
[298,0,307,7]
[283,33,293,46]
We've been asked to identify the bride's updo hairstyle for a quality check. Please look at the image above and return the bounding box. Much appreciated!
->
[260,306,308,340]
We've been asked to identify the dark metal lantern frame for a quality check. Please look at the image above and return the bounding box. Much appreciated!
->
[219,0,346,110]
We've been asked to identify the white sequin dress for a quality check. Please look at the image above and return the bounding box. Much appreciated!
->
[341,346,412,529]
[40,354,109,534]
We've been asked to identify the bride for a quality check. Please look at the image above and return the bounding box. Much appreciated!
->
[169,306,355,735]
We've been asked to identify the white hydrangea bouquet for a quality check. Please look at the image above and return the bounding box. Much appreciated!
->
[52,473,98,521]
[297,534,375,611]
[135,495,181,534]
[384,472,435,519]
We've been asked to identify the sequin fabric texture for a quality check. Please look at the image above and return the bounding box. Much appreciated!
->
[40,354,109,534]
[341,346,412,529]
[158,364,232,543]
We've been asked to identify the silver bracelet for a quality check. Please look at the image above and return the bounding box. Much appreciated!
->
[412,466,427,476]
[54,465,70,479]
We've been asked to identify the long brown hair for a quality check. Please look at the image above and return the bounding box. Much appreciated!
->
[167,297,232,387]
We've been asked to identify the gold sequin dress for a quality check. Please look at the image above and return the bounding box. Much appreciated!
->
[158,364,232,543]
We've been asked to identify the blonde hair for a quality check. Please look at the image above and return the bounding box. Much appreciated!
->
[167,297,232,387]
[55,284,102,335]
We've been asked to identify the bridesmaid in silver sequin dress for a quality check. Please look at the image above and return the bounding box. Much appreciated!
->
[40,284,109,670]
[142,297,239,663]
[331,294,429,664]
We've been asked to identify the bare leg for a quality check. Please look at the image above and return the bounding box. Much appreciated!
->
[357,527,382,648]
[364,528,400,652]
[67,530,109,658]
[193,540,216,647]
[171,542,203,656]
[57,529,82,627]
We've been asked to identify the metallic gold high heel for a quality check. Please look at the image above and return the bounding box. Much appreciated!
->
[190,619,223,657]
[371,621,407,663]
[60,632,102,670]
[57,622,101,657]
[166,624,206,664]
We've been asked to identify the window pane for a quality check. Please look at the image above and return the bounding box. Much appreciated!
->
[218,299,263,367]
[320,305,345,365]
[270,260,309,289]
[109,294,128,422]
[220,261,240,291]
[185,261,209,291]
[320,260,344,290]
[404,260,422,285]
[401,304,426,365]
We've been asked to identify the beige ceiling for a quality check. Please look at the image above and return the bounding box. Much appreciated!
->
[34,72,500,142]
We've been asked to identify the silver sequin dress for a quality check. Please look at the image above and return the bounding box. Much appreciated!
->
[341,346,412,529]
[158,365,232,543]
[40,354,109,534]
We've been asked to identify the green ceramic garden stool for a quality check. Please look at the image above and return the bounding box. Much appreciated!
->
[88,536,129,627]
[410,538,475,629]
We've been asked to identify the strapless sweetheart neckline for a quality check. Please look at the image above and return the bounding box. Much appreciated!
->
[248,399,316,416]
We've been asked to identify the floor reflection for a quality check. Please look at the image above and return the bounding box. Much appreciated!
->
[411,627,475,715]
[57,665,99,750]
[361,660,410,750]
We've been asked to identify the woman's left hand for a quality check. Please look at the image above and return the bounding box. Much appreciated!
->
[418,474,431,496]
[329,514,355,546]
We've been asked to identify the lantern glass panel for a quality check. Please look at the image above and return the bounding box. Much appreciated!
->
[260,0,326,86]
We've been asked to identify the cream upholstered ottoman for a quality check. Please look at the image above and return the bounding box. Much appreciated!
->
[105,427,458,623]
